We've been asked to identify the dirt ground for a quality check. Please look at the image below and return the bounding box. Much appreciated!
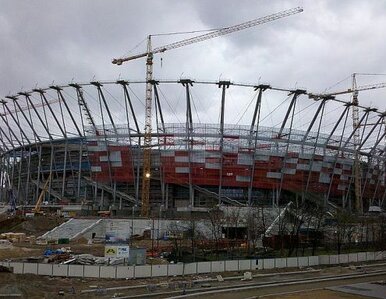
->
[0,215,383,299]
[0,215,65,236]
[0,271,380,299]
[262,289,367,298]
[0,272,136,298]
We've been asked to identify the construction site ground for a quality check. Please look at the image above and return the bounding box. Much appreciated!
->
[1,215,385,298]
[0,264,384,298]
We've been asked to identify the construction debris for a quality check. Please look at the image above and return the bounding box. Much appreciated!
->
[0,232,26,243]
[0,239,13,249]
[62,254,125,266]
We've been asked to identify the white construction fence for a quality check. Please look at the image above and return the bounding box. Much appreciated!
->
[0,251,384,279]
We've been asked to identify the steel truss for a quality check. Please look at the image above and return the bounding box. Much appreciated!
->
[1,79,385,213]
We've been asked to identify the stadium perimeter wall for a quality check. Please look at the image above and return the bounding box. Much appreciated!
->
[1,251,384,279]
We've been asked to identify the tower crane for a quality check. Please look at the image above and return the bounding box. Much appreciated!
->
[310,77,386,214]
[112,7,303,217]
[351,74,362,213]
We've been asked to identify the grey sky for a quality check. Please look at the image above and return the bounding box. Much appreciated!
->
[0,0,386,136]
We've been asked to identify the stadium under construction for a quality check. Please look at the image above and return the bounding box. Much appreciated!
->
[0,79,385,216]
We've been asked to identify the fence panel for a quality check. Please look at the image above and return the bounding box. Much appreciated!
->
[9,262,24,274]
[38,263,53,276]
[184,263,197,275]
[84,265,100,278]
[275,258,286,268]
[309,256,319,266]
[52,264,69,277]
[100,265,116,278]
[211,261,225,273]
[287,257,298,268]
[298,257,309,267]
[375,251,384,261]
[197,261,211,274]
[134,265,151,278]
[348,253,358,263]
[366,252,375,261]
[329,255,339,264]
[338,254,349,264]
[225,260,238,272]
[319,255,329,265]
[263,258,275,269]
[68,264,84,277]
[116,266,134,279]
[168,263,183,276]
[357,252,366,262]
[151,264,168,277]
[239,260,252,271]
[23,263,38,275]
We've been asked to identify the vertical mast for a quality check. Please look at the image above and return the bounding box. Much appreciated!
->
[352,73,362,213]
[141,35,153,217]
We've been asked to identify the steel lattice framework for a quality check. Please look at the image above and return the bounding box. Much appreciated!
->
[0,79,385,214]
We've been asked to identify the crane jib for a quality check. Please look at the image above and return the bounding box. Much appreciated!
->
[112,7,303,64]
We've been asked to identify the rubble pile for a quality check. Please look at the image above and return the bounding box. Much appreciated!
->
[42,250,125,266]
[65,254,125,266]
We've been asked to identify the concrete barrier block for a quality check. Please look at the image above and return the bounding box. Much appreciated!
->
[366,252,375,261]
[84,265,100,278]
[151,264,167,277]
[358,252,366,262]
[263,258,275,269]
[135,265,151,278]
[211,261,225,273]
[184,263,197,275]
[37,263,53,276]
[225,260,238,272]
[100,266,116,278]
[287,257,298,268]
[319,255,329,265]
[275,258,286,268]
[10,262,24,274]
[338,254,349,264]
[239,260,251,271]
[68,264,84,277]
[197,261,211,274]
[329,255,339,265]
[309,256,319,266]
[116,266,134,279]
[23,263,38,275]
[348,253,358,263]
[52,264,68,277]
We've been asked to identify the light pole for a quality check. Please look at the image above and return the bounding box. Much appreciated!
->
[157,204,164,249]
[131,205,136,246]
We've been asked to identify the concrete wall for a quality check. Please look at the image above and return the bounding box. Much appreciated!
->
[82,220,105,240]
[1,251,384,279]
[103,219,212,241]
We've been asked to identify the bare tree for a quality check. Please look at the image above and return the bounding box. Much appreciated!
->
[246,207,265,255]
[207,206,224,258]
[334,210,356,254]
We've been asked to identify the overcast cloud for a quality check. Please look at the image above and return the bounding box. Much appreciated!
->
[1,0,386,135]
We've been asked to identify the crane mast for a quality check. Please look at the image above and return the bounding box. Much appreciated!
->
[112,7,303,217]
[141,36,153,217]
[351,74,362,213]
